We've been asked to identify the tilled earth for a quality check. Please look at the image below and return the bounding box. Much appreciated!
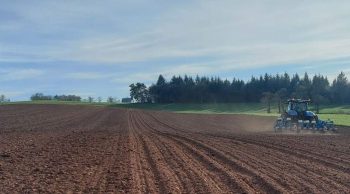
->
[0,105,349,193]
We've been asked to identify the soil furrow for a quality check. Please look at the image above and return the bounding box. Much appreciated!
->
[134,110,218,193]
[1,105,349,193]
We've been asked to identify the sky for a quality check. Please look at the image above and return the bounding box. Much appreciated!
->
[1,0,350,101]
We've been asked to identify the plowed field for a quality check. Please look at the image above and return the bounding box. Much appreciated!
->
[0,105,349,193]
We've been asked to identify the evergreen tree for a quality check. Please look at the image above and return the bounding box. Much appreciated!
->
[331,72,349,103]
[142,72,349,105]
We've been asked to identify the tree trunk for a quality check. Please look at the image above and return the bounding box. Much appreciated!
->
[278,100,281,113]
[267,100,271,113]
[316,103,319,114]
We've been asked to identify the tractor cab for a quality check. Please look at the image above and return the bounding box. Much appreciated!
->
[287,99,310,115]
[285,99,317,121]
[286,99,313,121]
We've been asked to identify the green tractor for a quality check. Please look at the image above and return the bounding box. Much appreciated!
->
[274,99,336,132]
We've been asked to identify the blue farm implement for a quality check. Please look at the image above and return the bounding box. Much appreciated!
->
[274,99,336,132]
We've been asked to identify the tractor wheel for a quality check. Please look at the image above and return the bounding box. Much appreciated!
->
[288,121,292,130]
[273,123,279,133]
[297,120,303,133]
[296,124,301,133]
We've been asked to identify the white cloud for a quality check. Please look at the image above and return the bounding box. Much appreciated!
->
[65,72,107,80]
[2,1,350,71]
[1,0,350,99]
[43,0,350,72]
[0,68,45,81]
[0,91,25,98]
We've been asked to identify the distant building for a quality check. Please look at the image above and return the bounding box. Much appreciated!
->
[121,98,132,103]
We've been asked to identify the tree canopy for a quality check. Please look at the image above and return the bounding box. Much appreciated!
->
[130,72,350,104]
[129,83,151,103]
[31,93,81,101]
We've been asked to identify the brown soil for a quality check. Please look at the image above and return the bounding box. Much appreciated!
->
[0,104,349,193]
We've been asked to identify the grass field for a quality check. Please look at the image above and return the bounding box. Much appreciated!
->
[2,101,350,126]
[112,103,350,126]
[113,103,271,115]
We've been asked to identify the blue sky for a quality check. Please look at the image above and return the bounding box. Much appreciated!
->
[1,0,350,101]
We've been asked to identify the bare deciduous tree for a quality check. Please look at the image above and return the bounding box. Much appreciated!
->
[107,96,115,103]
[261,92,274,113]
[88,96,94,103]
[0,94,6,103]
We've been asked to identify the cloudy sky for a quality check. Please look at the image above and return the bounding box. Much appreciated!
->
[1,0,350,101]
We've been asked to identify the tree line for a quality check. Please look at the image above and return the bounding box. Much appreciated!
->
[129,72,350,110]
[31,93,82,101]
[30,93,119,103]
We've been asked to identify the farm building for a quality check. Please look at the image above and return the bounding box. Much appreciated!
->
[121,97,132,103]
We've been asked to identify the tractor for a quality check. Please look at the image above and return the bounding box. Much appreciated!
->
[274,99,336,132]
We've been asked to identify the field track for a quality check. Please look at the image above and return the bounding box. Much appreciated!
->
[0,105,349,193]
